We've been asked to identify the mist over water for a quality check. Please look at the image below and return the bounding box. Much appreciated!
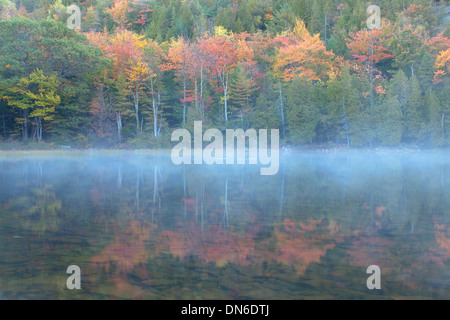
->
[0,151,449,299]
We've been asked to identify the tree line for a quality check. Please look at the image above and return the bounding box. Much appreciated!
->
[0,0,449,148]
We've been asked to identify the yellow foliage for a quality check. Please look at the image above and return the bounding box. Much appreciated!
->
[293,19,311,40]
[214,25,230,38]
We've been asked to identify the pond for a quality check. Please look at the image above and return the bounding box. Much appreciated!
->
[0,151,449,299]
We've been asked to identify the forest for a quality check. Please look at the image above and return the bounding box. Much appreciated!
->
[0,0,449,149]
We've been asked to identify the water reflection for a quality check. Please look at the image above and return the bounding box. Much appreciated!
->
[0,151,449,299]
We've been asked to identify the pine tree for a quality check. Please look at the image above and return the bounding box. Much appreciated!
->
[388,70,411,121]
[326,66,362,146]
[377,96,403,146]
[349,109,376,147]
[423,89,443,147]
[286,78,320,144]
[83,6,101,32]
[404,75,423,141]
[229,65,257,120]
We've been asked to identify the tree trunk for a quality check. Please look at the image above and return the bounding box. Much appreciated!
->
[32,117,37,141]
[343,97,350,148]
[151,79,158,138]
[183,73,187,127]
[2,110,6,140]
[369,63,373,112]
[279,79,286,137]
[157,91,162,137]
[200,63,204,119]
[33,117,42,143]
[195,76,198,114]
[117,112,122,143]
[39,117,42,143]
[224,72,228,122]
[23,109,28,143]
[368,37,375,113]
[135,85,140,135]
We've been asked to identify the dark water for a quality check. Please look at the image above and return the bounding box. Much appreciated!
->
[0,151,449,299]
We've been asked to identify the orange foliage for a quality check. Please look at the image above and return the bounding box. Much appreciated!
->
[91,221,156,273]
[347,28,394,64]
[273,20,340,83]
[199,228,255,267]
[429,218,450,267]
[273,218,342,275]
[433,48,450,84]
[346,236,394,268]
[160,224,256,267]
[106,0,130,30]
[198,35,238,78]
[160,229,199,261]
[110,275,145,299]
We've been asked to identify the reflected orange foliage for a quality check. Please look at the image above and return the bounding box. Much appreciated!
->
[160,224,256,267]
[274,218,342,275]
[91,221,156,273]
[429,218,450,266]
[374,206,386,217]
[199,228,255,267]
[110,274,145,299]
[160,229,199,261]
[346,236,393,268]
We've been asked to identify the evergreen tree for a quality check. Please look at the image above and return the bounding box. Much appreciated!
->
[286,78,320,144]
[404,75,423,141]
[423,89,443,147]
[388,70,411,122]
[377,96,403,146]
[229,64,257,121]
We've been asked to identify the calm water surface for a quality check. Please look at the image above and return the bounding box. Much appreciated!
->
[0,151,449,299]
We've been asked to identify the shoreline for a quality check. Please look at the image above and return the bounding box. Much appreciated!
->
[1,146,449,156]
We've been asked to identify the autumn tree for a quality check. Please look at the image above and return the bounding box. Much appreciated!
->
[6,69,60,142]
[347,25,394,111]
[198,27,238,123]
[106,29,149,135]
[143,39,168,138]
[433,48,450,84]
[273,20,339,83]
[272,20,340,139]
[106,0,130,30]
[167,36,192,126]
[0,18,106,144]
